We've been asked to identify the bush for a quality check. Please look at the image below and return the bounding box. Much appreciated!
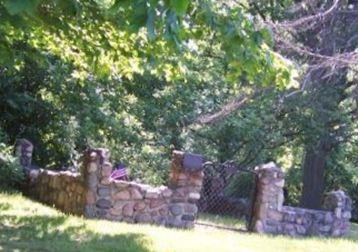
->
[0,143,24,189]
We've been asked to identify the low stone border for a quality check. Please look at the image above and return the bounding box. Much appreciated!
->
[249,162,352,237]
[28,169,86,215]
[22,140,204,228]
[82,149,203,228]
[17,139,352,236]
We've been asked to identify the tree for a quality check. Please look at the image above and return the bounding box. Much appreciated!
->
[0,0,292,172]
[272,0,357,209]
[0,0,291,86]
[190,0,357,211]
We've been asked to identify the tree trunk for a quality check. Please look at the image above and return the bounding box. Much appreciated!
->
[300,138,332,209]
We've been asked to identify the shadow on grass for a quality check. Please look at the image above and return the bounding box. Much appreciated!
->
[0,214,152,252]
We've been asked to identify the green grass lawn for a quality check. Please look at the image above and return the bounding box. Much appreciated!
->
[0,191,357,252]
[196,213,247,230]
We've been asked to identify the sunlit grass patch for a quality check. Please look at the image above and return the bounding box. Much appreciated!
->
[197,212,247,230]
[0,191,357,252]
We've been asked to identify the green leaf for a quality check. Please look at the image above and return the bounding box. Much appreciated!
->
[169,0,189,16]
[56,0,80,16]
[0,44,13,66]
[260,28,274,47]
[3,0,40,15]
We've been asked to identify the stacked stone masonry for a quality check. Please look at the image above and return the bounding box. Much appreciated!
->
[83,149,203,228]
[29,170,86,215]
[249,162,352,237]
[24,142,204,229]
[18,139,351,236]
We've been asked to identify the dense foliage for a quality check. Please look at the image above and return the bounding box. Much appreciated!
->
[0,0,356,219]
[0,131,23,188]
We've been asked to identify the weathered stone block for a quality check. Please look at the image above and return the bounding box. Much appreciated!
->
[283,223,294,231]
[101,177,111,185]
[145,189,160,199]
[113,201,127,210]
[267,210,283,222]
[174,188,187,197]
[135,213,152,223]
[109,207,122,216]
[178,173,188,180]
[151,210,159,217]
[171,150,185,172]
[184,204,198,214]
[57,191,66,207]
[182,214,195,221]
[114,181,130,188]
[166,216,183,228]
[162,188,173,198]
[265,224,278,234]
[122,217,135,223]
[87,175,98,188]
[85,205,96,218]
[123,203,135,217]
[52,175,61,188]
[101,162,112,177]
[88,162,98,173]
[296,217,303,225]
[96,199,112,209]
[113,190,130,200]
[335,208,342,218]
[324,212,334,224]
[130,188,144,200]
[332,228,341,237]
[188,192,200,201]
[159,206,169,216]
[98,187,110,197]
[169,204,183,216]
[274,179,284,188]
[76,185,85,194]
[320,225,331,232]
[152,215,166,225]
[134,202,147,211]
[296,225,306,235]
[177,179,187,187]
[150,199,166,209]
[96,209,108,217]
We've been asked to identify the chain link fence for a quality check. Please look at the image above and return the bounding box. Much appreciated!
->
[197,161,258,229]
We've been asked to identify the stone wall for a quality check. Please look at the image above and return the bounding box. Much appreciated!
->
[28,170,86,215]
[83,149,203,228]
[249,162,352,237]
[23,143,204,228]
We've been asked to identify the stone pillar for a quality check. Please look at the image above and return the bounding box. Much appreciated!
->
[15,139,33,169]
[249,162,285,233]
[322,190,352,236]
[167,151,204,228]
[83,148,113,218]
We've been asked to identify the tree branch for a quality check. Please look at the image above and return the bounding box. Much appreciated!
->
[276,0,340,29]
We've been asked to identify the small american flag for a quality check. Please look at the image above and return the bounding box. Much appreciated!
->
[110,163,128,180]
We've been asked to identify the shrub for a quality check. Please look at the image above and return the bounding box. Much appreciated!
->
[0,143,24,189]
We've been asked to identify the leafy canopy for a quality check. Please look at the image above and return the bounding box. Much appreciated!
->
[0,0,291,88]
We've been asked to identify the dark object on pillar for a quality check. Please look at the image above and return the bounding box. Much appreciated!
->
[183,153,204,172]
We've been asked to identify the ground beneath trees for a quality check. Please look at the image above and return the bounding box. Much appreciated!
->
[0,191,357,252]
